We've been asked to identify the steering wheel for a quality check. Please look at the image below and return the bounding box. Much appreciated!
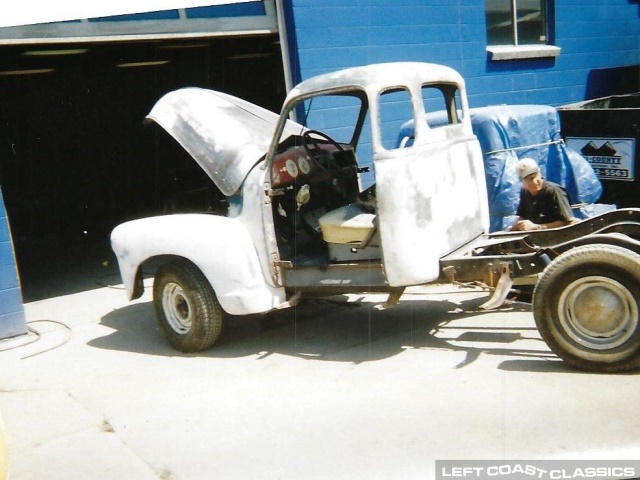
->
[302,129,351,177]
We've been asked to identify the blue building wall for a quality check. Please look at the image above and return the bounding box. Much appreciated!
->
[284,0,639,184]
[0,185,27,339]
[287,0,639,108]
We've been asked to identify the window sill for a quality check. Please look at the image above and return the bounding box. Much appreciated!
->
[487,45,561,61]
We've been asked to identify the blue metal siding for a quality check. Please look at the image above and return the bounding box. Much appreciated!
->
[0,186,27,339]
[288,0,639,108]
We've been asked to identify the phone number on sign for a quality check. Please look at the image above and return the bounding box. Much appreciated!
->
[593,168,630,179]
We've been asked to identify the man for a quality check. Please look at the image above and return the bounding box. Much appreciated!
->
[511,158,576,231]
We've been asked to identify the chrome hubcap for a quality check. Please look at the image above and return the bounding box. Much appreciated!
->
[558,276,638,350]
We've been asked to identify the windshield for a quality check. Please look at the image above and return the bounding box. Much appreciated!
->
[280,92,372,184]
[296,93,365,146]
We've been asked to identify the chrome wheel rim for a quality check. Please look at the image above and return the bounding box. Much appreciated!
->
[162,282,192,334]
[558,276,638,350]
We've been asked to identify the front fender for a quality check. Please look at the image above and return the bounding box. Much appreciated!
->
[110,214,286,315]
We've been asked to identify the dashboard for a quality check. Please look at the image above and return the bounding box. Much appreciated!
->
[270,143,355,188]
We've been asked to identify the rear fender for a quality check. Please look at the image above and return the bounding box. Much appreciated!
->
[110,214,286,315]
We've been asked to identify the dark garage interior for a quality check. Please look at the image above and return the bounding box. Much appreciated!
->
[0,34,286,300]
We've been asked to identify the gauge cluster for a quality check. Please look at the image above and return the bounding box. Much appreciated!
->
[270,146,314,188]
[271,143,356,188]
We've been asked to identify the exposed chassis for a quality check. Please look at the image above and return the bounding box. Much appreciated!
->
[441,208,640,286]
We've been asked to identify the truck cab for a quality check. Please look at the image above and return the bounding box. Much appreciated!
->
[262,63,489,289]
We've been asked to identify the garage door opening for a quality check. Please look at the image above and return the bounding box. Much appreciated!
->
[0,35,286,301]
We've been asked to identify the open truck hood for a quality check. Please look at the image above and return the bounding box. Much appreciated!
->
[146,87,304,196]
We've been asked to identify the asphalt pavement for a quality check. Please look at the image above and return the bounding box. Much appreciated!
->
[1,275,639,480]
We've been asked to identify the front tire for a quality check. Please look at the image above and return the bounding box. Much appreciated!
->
[153,259,223,352]
[533,244,640,373]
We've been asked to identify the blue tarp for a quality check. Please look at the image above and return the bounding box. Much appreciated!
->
[398,105,606,232]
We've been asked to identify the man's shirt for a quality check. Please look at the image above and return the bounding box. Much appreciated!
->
[517,180,574,224]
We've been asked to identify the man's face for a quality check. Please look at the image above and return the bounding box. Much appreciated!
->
[522,171,543,195]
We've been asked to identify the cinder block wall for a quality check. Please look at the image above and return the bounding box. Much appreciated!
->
[285,0,639,186]
[0,185,27,339]
[288,0,640,107]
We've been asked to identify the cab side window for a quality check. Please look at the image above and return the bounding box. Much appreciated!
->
[423,84,463,128]
[378,87,413,151]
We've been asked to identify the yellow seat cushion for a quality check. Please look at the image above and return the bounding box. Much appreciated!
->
[318,203,376,244]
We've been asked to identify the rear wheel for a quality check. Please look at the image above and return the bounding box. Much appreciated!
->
[533,244,640,373]
[153,259,223,352]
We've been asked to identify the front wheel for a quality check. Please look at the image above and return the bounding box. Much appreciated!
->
[533,244,640,373]
[153,259,223,352]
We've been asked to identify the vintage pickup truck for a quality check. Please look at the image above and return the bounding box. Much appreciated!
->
[111,62,640,373]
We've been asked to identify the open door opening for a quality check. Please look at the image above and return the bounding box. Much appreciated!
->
[0,35,286,300]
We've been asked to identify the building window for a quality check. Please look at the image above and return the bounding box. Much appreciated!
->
[485,0,560,60]
[485,0,547,46]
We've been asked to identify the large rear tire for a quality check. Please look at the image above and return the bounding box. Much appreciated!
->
[533,244,640,373]
[153,259,223,352]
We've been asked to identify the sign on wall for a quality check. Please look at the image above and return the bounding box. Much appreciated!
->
[566,137,636,182]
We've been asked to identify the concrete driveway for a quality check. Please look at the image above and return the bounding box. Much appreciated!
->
[1,280,639,480]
